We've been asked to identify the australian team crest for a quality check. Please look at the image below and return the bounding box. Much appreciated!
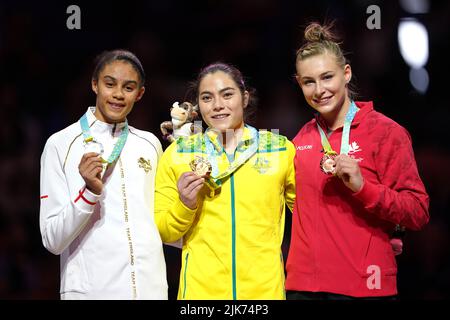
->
[138,157,152,173]
[252,156,271,174]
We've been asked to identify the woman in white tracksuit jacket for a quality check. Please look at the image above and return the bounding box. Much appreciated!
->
[39,50,167,299]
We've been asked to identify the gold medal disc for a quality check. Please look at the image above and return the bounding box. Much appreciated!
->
[190,156,212,177]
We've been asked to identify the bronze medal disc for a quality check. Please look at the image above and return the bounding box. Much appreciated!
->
[320,154,336,175]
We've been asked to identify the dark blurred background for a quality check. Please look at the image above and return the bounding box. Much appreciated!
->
[0,0,449,300]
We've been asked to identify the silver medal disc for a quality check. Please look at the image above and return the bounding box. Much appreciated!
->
[84,140,104,155]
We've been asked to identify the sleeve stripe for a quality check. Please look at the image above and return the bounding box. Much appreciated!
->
[74,188,96,205]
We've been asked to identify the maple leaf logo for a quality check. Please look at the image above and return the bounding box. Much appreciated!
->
[348,141,361,154]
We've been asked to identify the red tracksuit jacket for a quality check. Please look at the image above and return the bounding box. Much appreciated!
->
[286,101,429,297]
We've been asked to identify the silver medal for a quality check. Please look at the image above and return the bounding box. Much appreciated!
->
[84,140,104,155]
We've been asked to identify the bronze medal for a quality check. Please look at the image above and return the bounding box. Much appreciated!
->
[190,156,212,177]
[320,153,336,175]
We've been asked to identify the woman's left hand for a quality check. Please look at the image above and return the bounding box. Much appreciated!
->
[334,154,364,193]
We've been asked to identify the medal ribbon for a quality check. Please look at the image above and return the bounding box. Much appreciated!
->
[79,112,129,164]
[204,125,259,188]
[316,101,359,156]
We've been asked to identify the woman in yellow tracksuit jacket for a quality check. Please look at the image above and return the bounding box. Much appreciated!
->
[155,63,296,300]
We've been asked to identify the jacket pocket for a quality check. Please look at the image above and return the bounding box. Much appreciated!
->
[61,249,90,294]
[360,231,397,277]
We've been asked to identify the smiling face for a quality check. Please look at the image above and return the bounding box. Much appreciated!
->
[296,52,352,121]
[198,70,249,133]
[92,60,145,123]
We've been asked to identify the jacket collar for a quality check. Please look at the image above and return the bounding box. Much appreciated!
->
[85,106,127,136]
[204,124,256,153]
[314,101,374,131]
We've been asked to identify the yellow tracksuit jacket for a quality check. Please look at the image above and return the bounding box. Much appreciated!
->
[155,127,296,299]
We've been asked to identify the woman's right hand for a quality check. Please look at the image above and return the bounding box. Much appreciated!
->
[177,172,205,210]
[79,152,104,195]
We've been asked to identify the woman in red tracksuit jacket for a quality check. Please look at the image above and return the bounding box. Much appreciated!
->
[285,22,430,299]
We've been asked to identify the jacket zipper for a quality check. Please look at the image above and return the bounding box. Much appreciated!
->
[112,123,117,137]
[230,174,237,300]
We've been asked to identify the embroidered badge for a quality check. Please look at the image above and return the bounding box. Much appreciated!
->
[252,156,271,174]
[138,157,152,173]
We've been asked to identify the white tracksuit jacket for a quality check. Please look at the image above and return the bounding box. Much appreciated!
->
[39,107,167,299]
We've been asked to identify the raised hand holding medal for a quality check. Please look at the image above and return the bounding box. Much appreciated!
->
[189,156,222,197]
[78,151,104,195]
[317,101,363,192]
[83,137,108,180]
[79,113,129,194]
[334,154,363,192]
[177,171,206,210]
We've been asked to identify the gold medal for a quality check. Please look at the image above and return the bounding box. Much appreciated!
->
[189,156,212,177]
[320,153,336,175]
